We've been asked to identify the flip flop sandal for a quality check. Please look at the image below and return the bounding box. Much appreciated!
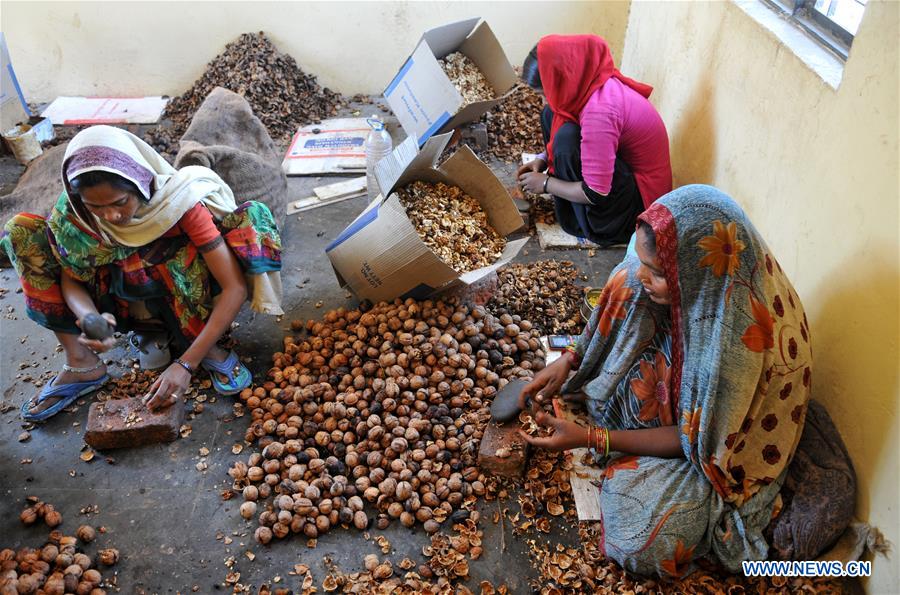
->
[21,374,109,422]
[201,350,251,396]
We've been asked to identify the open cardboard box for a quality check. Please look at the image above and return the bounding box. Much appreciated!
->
[383,18,518,146]
[326,133,526,303]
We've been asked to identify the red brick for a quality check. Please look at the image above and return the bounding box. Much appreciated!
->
[477,420,529,478]
[84,397,185,450]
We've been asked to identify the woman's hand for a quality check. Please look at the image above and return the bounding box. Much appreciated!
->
[76,313,117,353]
[515,158,547,177]
[142,363,192,412]
[519,171,550,194]
[518,411,589,451]
[175,241,247,373]
[519,356,572,409]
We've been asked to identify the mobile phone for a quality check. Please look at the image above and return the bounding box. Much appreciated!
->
[548,335,575,350]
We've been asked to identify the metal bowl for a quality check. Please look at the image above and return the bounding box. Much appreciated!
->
[582,287,603,321]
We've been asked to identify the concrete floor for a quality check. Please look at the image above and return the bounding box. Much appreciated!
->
[0,134,624,592]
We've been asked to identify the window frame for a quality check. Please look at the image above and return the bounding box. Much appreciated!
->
[761,0,861,60]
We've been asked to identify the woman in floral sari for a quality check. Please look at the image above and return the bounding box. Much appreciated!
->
[2,125,282,422]
[520,184,821,575]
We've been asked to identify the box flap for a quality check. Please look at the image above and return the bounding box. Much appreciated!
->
[421,18,480,59]
[327,195,458,302]
[383,41,462,146]
[375,132,454,199]
[458,237,528,285]
[0,33,31,130]
[441,98,502,134]
[439,146,524,236]
[460,21,518,96]
[330,261,349,290]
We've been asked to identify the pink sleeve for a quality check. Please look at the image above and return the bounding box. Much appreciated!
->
[579,106,621,196]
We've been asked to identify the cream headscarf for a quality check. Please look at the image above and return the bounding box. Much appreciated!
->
[62,125,283,315]
[62,125,238,247]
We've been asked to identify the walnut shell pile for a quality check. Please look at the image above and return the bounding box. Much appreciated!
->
[228,298,545,544]
[146,32,344,157]
[397,181,507,274]
[439,52,494,106]
[487,260,585,335]
[95,369,158,401]
[480,84,545,163]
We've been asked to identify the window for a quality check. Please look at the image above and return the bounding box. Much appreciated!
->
[762,0,868,59]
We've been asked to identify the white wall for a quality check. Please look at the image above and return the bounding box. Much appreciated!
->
[1,1,631,102]
[620,1,899,591]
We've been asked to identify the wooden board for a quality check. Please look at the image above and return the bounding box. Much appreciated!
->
[537,336,603,520]
[568,459,605,521]
[313,176,367,200]
[287,177,368,215]
[535,222,601,250]
[556,397,604,521]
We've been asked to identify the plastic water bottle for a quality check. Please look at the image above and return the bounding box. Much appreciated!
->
[365,116,393,199]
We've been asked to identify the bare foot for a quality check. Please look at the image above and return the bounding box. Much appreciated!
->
[205,345,229,363]
[26,356,107,415]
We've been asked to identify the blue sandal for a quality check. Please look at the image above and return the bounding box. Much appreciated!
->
[22,365,109,422]
[201,350,251,396]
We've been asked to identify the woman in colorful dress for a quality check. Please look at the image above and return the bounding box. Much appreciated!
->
[519,184,830,575]
[517,34,672,247]
[2,125,283,422]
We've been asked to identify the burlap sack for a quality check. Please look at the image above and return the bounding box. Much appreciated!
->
[174,87,287,227]
[0,143,68,265]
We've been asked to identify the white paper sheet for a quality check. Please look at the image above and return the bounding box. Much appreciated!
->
[40,96,169,125]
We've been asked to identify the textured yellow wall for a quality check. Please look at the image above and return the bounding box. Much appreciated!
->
[620,1,899,590]
[1,1,631,102]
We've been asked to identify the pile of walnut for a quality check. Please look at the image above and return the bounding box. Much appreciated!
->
[18,498,62,530]
[6,501,119,595]
[228,298,546,545]
[530,194,557,226]
[397,181,506,274]
[439,52,494,105]
[480,84,545,163]
[487,260,586,335]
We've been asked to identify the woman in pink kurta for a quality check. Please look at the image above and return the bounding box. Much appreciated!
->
[517,35,672,247]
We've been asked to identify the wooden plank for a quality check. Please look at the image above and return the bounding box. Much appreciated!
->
[535,338,604,519]
[535,222,601,250]
[313,176,367,200]
[286,177,368,215]
[568,462,605,521]
[555,397,605,521]
[287,192,366,215]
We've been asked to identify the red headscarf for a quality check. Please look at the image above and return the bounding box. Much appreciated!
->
[538,35,653,173]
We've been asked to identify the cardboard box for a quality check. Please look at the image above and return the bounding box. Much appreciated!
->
[1,33,31,132]
[326,132,526,303]
[384,18,517,146]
